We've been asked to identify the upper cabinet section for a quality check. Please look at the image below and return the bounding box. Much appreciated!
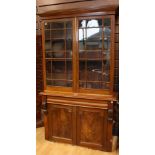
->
[42,15,114,94]
[36,0,119,16]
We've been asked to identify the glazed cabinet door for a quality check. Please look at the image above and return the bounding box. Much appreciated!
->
[78,16,114,92]
[77,107,107,150]
[43,19,74,90]
[48,104,76,144]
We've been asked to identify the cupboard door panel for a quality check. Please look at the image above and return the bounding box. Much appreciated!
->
[48,104,75,144]
[77,107,107,150]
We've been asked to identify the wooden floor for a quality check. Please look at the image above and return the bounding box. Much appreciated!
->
[36,127,119,155]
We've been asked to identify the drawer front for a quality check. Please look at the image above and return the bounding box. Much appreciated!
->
[47,96,109,109]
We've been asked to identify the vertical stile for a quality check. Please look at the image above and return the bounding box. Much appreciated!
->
[50,22,53,86]
[73,18,77,92]
[110,15,115,93]
[102,17,104,89]
[42,21,47,89]
[85,22,87,88]
[64,21,67,86]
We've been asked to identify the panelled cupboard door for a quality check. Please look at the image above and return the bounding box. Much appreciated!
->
[48,104,76,144]
[77,107,107,150]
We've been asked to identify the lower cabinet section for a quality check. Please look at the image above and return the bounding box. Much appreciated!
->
[45,101,113,152]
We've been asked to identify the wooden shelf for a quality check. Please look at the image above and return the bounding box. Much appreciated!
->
[80,49,103,52]
[46,78,72,81]
[79,26,103,29]
[79,80,110,83]
[45,28,72,30]
[46,50,66,53]
[45,38,72,41]
[79,58,109,61]
[45,37,65,40]
[46,51,72,53]
[79,26,111,29]
[46,58,72,61]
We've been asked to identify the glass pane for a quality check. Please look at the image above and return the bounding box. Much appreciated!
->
[103,27,111,38]
[87,51,102,59]
[79,19,102,28]
[51,30,64,39]
[103,27,111,50]
[79,82,86,88]
[45,30,50,40]
[104,18,111,26]
[66,51,72,58]
[45,52,52,58]
[66,39,72,50]
[66,28,72,58]
[46,61,52,79]
[103,59,110,82]
[51,22,64,29]
[86,28,102,50]
[45,40,51,51]
[66,81,72,87]
[66,29,72,39]
[79,28,102,50]
[79,29,86,50]
[52,61,65,79]
[79,61,86,80]
[104,37,111,50]
[52,80,66,86]
[86,40,102,50]
[66,21,72,29]
[44,22,51,29]
[86,82,102,89]
[87,61,102,81]
[79,20,86,28]
[66,61,72,80]
[101,82,110,89]
[52,52,65,58]
[79,50,86,59]
[87,28,102,39]
[46,79,52,85]
[102,71,110,82]
[79,40,85,50]
[52,40,65,52]
[103,50,110,61]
